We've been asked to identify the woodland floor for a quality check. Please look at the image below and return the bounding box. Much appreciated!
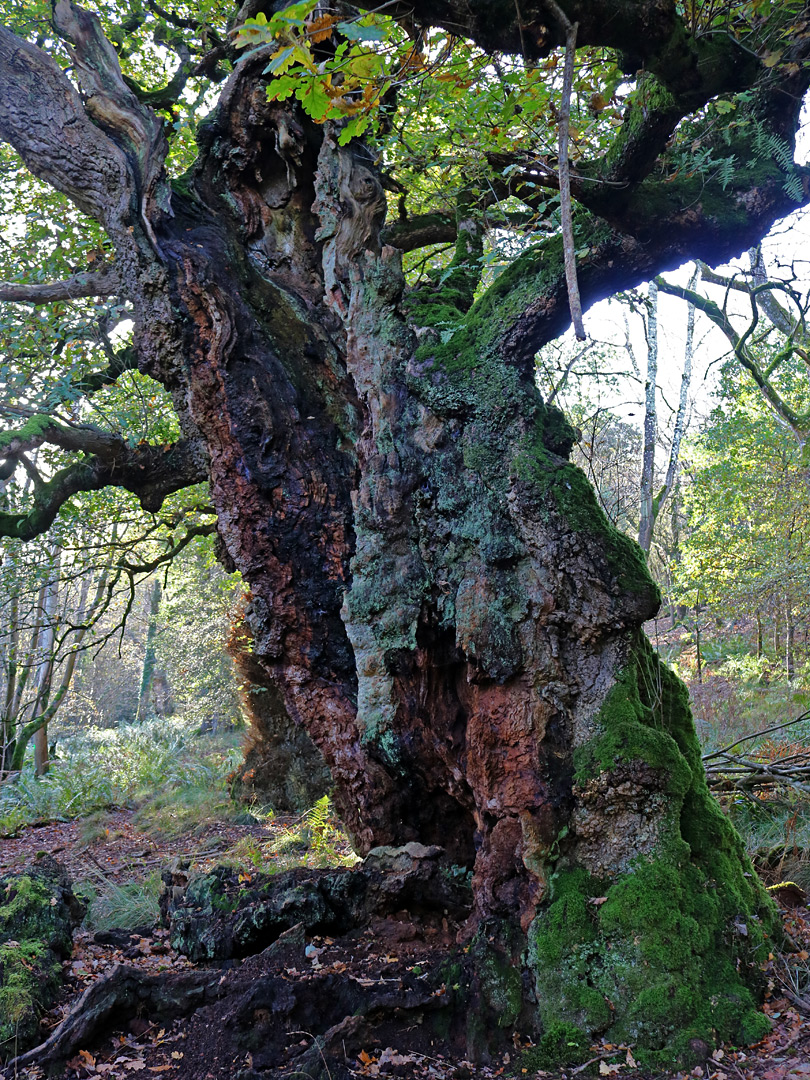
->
[2,810,810,1080]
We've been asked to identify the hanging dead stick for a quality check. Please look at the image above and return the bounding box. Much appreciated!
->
[547,1,586,340]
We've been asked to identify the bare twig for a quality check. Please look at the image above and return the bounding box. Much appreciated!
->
[703,711,810,762]
[572,1046,635,1075]
[701,710,810,796]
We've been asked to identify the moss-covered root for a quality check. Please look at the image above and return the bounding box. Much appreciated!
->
[528,638,779,1069]
[0,856,84,1060]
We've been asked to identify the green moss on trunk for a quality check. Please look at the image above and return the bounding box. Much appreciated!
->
[529,638,778,1067]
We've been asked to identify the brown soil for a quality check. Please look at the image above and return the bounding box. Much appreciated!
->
[3,812,810,1080]
[0,808,303,886]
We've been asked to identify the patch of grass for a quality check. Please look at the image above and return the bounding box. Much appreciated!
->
[77,811,118,849]
[723,792,810,891]
[133,785,240,841]
[0,718,244,837]
[76,872,162,932]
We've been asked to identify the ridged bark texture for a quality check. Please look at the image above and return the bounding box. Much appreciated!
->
[131,66,778,1059]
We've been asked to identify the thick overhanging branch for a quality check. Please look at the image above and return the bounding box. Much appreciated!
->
[0,439,207,542]
[356,0,696,70]
[437,137,810,373]
[382,198,553,255]
[583,17,810,223]
[379,4,810,361]
[382,212,457,252]
[51,0,170,227]
[0,23,131,228]
[358,0,768,115]
[365,0,810,362]
[451,51,810,368]
[0,267,120,304]
[579,39,760,206]
[0,416,144,463]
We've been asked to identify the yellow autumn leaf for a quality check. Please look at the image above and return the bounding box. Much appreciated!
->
[307,14,339,43]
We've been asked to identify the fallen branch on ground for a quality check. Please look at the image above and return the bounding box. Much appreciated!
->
[702,710,810,797]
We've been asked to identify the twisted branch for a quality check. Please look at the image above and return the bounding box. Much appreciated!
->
[0,267,120,304]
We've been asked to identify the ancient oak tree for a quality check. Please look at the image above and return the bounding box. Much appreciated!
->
[1,0,809,1063]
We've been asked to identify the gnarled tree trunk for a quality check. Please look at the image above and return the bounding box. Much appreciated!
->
[147,83,775,1062]
[4,0,808,1064]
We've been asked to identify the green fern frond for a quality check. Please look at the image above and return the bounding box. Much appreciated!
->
[783,170,804,203]
[716,156,736,190]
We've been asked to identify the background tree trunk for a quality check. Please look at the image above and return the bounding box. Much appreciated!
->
[638,281,659,554]
[786,599,796,682]
[136,579,161,723]
[32,547,60,776]
[9,557,111,771]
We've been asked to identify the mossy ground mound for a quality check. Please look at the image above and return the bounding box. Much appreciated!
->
[0,856,84,1059]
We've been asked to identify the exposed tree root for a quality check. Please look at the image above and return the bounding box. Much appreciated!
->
[3,962,226,1073]
[4,849,474,1077]
[3,921,461,1080]
[162,843,473,962]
